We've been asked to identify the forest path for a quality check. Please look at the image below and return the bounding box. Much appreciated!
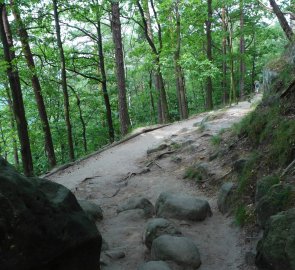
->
[48,95,261,270]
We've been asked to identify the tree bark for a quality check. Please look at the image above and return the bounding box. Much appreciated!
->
[111,1,131,136]
[53,0,75,161]
[206,0,213,110]
[221,6,228,104]
[174,1,188,120]
[239,0,246,99]
[137,0,170,123]
[10,0,56,168]
[0,4,34,176]
[269,0,294,41]
[68,85,87,153]
[96,17,115,142]
[5,83,19,166]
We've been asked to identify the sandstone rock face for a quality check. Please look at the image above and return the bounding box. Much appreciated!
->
[138,261,171,270]
[256,209,295,270]
[155,192,212,221]
[144,218,182,249]
[0,157,102,270]
[217,182,236,214]
[151,235,201,269]
[117,197,154,218]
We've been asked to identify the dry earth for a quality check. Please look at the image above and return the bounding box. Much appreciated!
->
[47,95,262,270]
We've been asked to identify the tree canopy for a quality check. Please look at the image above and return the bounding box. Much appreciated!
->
[0,0,293,175]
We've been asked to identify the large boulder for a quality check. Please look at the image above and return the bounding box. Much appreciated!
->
[255,184,293,228]
[217,182,236,214]
[138,261,171,270]
[151,235,201,269]
[155,192,212,221]
[144,218,182,249]
[117,197,154,218]
[0,157,102,270]
[256,209,295,270]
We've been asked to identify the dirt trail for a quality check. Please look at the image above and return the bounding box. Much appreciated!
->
[48,96,261,270]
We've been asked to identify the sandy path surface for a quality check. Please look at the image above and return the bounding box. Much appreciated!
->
[48,96,261,270]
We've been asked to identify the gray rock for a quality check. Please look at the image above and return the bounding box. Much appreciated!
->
[105,250,125,260]
[155,192,212,221]
[0,157,102,270]
[144,218,182,249]
[217,182,236,214]
[151,235,201,269]
[256,209,295,270]
[138,261,171,270]
[117,197,154,217]
[118,209,147,221]
[147,144,168,155]
[78,199,103,222]
[255,184,293,228]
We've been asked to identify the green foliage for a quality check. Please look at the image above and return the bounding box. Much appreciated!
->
[183,164,208,182]
[237,151,261,194]
[211,135,222,146]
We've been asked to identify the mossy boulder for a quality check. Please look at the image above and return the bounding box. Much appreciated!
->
[256,209,295,270]
[217,182,236,214]
[255,184,294,228]
[0,157,102,270]
[255,175,280,203]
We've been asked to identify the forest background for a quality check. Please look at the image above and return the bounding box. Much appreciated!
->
[0,0,291,176]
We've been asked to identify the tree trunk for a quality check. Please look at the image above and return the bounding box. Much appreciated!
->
[251,34,257,92]
[228,20,236,104]
[239,0,246,99]
[96,17,115,142]
[5,83,19,166]
[10,0,56,168]
[269,0,294,41]
[206,0,213,110]
[111,1,131,136]
[174,1,188,120]
[136,0,170,123]
[68,85,87,153]
[53,0,75,161]
[0,4,34,176]
[221,6,228,104]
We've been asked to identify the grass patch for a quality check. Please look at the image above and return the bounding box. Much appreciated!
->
[183,164,208,182]
[211,135,222,146]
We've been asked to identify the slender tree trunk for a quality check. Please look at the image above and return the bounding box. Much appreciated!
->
[148,71,156,123]
[5,83,19,166]
[96,18,115,142]
[111,1,131,136]
[136,0,169,123]
[239,0,246,99]
[0,4,34,176]
[68,85,87,153]
[269,0,294,41]
[53,0,74,161]
[221,6,228,104]
[251,34,257,92]
[174,1,188,120]
[0,117,8,159]
[228,20,236,104]
[206,0,213,110]
[10,0,56,167]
